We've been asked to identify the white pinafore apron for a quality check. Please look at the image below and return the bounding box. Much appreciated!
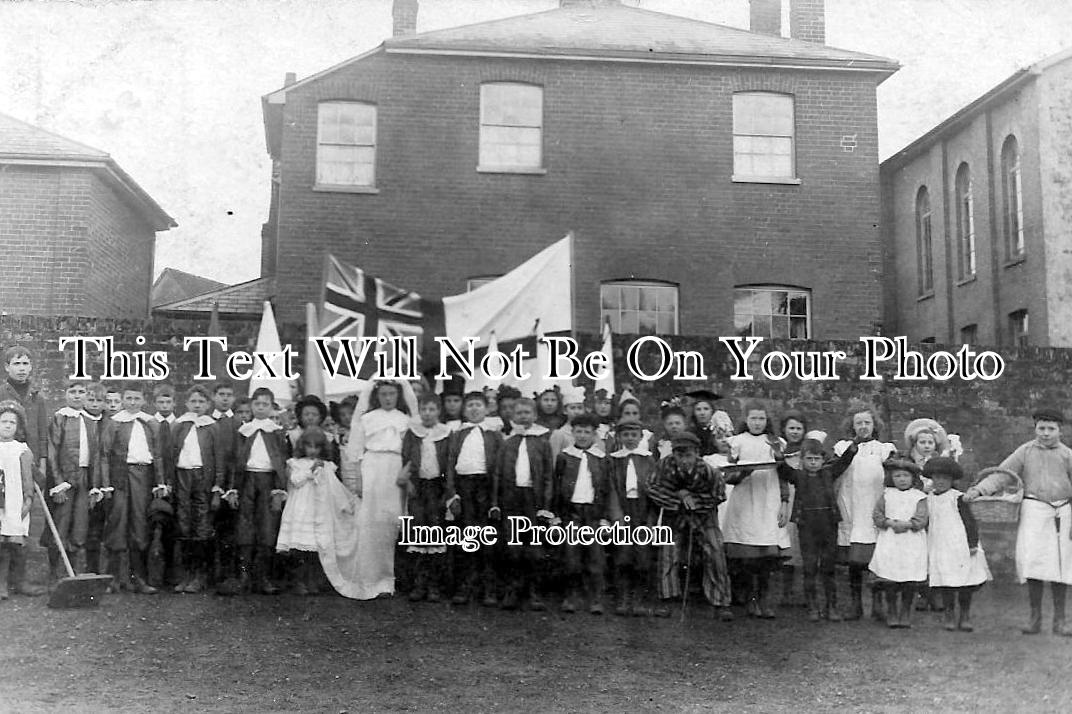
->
[1015,498,1072,584]
[927,489,990,587]
[869,487,928,582]
[723,433,784,547]
[835,440,895,547]
[0,440,31,538]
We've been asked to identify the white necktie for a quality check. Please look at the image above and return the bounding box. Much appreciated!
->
[625,455,638,498]
[515,436,531,487]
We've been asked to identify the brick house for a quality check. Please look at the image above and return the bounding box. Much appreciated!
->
[0,111,175,318]
[881,48,1072,347]
[260,0,898,338]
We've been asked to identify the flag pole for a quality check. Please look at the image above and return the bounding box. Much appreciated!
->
[567,232,577,343]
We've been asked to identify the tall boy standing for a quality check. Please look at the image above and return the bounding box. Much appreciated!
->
[45,381,97,578]
[99,385,167,594]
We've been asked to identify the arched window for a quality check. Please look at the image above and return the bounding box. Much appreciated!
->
[316,101,376,188]
[600,281,678,335]
[734,285,811,339]
[1001,135,1024,259]
[916,186,934,295]
[955,163,975,279]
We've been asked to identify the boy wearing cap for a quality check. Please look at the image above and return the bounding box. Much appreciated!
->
[492,397,553,611]
[966,406,1072,635]
[607,418,657,616]
[648,431,734,620]
[551,412,610,614]
[446,391,502,605]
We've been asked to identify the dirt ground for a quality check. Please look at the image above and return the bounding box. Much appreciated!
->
[1,572,1071,714]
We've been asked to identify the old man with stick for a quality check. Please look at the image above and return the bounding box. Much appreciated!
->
[648,431,734,620]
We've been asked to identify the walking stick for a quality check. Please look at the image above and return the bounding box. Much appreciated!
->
[680,518,693,623]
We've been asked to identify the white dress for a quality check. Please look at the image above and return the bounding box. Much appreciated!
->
[0,440,31,539]
[277,458,337,552]
[834,439,896,547]
[869,487,928,582]
[346,407,412,599]
[723,433,784,549]
[927,489,990,588]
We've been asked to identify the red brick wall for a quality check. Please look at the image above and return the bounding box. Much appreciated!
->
[0,165,91,315]
[83,172,156,317]
[881,78,1047,347]
[0,165,155,319]
[269,53,886,338]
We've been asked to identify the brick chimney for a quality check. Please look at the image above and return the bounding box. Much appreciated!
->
[393,0,418,37]
[790,0,825,44]
[559,0,621,7]
[749,0,782,36]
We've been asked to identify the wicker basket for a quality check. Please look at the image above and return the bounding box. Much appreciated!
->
[968,466,1023,524]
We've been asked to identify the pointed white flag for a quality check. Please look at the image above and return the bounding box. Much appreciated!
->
[249,301,295,407]
[594,319,615,398]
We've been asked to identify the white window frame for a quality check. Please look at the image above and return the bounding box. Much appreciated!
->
[1001,135,1025,260]
[955,163,976,280]
[732,92,799,184]
[916,186,934,296]
[600,281,679,335]
[478,83,545,175]
[734,285,812,340]
[315,101,377,192]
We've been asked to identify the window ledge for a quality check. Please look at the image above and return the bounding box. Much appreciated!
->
[917,291,935,303]
[732,175,802,185]
[955,275,977,287]
[477,166,547,175]
[1004,255,1027,268]
[313,184,379,194]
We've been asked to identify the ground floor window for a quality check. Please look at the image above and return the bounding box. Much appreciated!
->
[600,281,679,335]
[734,285,811,339]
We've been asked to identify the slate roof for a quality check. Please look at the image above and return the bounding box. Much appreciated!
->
[0,110,175,231]
[151,268,228,307]
[383,5,898,71]
[152,277,275,317]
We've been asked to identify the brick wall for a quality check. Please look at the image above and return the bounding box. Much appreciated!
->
[0,165,155,319]
[8,313,1070,579]
[83,172,156,317]
[270,53,886,339]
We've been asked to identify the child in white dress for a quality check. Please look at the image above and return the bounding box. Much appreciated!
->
[277,427,337,596]
[869,455,929,629]
[834,407,897,620]
[924,457,990,632]
[0,401,35,600]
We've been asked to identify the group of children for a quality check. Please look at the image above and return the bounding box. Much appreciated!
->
[3,343,1063,636]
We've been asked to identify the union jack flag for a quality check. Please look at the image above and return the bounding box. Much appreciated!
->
[320,255,436,378]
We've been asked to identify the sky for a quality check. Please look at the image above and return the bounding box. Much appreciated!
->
[1,0,1069,285]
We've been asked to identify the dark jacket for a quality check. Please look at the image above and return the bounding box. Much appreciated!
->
[98,415,165,488]
[606,449,656,523]
[495,428,554,514]
[235,426,287,491]
[170,418,226,490]
[48,409,100,484]
[552,447,610,520]
[401,427,450,480]
[446,424,502,496]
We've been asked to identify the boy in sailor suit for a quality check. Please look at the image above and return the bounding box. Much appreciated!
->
[169,385,225,594]
[606,419,656,616]
[551,413,610,615]
[235,387,288,595]
[45,380,97,578]
[445,392,502,605]
[99,385,167,594]
[491,397,553,611]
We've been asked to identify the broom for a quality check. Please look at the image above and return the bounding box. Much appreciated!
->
[34,483,112,608]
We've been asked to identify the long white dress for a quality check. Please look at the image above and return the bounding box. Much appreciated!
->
[277,458,337,552]
[0,440,31,540]
[342,382,418,600]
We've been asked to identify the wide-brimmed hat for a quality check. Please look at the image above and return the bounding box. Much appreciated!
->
[904,418,949,453]
[923,456,963,481]
[882,453,922,476]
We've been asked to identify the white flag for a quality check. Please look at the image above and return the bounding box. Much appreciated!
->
[249,301,295,407]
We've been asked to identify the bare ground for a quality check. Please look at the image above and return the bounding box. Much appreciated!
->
[1,578,1070,713]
